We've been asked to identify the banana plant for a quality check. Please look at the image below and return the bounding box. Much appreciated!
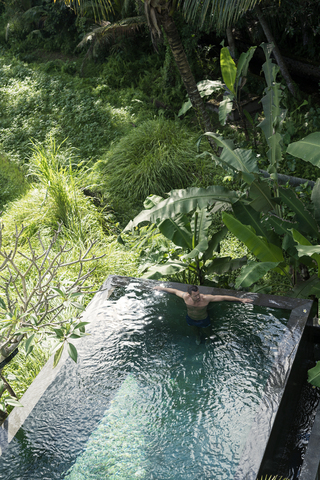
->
[124,192,245,285]
[219,43,256,130]
[178,44,256,135]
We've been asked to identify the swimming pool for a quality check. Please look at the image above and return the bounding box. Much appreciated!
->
[0,277,312,480]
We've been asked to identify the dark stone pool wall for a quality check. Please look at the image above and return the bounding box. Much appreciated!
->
[298,323,320,480]
[256,315,317,478]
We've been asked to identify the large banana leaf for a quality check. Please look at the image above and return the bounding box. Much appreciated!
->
[124,186,238,231]
[202,226,228,262]
[291,275,320,298]
[158,214,192,249]
[219,96,234,126]
[222,212,284,263]
[220,46,236,94]
[308,362,320,387]
[264,215,298,236]
[259,43,285,167]
[287,132,320,167]
[202,133,259,174]
[260,43,275,87]
[206,256,247,275]
[235,261,279,289]
[279,188,320,238]
[232,201,269,238]
[249,181,275,212]
[291,229,320,274]
[142,261,187,279]
[236,47,257,83]
[183,208,211,259]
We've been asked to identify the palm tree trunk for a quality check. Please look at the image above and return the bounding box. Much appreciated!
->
[159,11,214,134]
[255,5,297,98]
[226,26,236,60]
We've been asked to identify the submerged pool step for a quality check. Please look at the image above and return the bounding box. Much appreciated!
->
[64,375,148,480]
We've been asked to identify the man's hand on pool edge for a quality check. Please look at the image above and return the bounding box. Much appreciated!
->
[241,298,254,304]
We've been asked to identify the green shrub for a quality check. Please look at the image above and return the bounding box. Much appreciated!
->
[95,117,217,212]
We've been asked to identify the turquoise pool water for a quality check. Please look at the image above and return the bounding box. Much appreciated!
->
[0,283,290,480]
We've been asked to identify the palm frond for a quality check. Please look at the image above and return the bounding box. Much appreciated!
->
[58,0,114,21]
[77,15,146,49]
[182,0,259,31]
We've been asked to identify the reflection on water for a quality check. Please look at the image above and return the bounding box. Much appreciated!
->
[0,285,290,480]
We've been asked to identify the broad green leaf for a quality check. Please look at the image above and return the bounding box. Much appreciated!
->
[282,233,299,258]
[203,226,228,262]
[142,261,187,279]
[259,44,285,159]
[265,215,298,236]
[51,287,66,297]
[291,274,320,298]
[279,188,319,238]
[70,333,82,339]
[191,207,211,251]
[25,334,35,355]
[232,201,269,238]
[5,397,23,407]
[158,214,192,249]
[287,132,320,167]
[124,186,238,231]
[249,181,275,212]
[70,301,85,311]
[144,195,164,209]
[235,261,279,289]
[203,133,259,174]
[206,256,247,275]
[236,47,256,82]
[219,96,233,125]
[53,344,64,368]
[294,244,320,257]
[222,212,284,263]
[68,342,78,363]
[269,131,283,169]
[308,361,320,387]
[69,292,84,298]
[178,98,192,117]
[52,328,64,339]
[73,321,89,330]
[260,43,275,87]
[220,46,236,94]
[291,229,313,246]
[311,179,320,221]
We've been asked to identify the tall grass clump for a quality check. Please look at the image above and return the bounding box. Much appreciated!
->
[2,139,104,243]
[95,117,216,213]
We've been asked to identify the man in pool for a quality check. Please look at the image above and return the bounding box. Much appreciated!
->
[154,284,253,345]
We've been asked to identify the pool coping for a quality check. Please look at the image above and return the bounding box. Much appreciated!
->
[0,275,314,479]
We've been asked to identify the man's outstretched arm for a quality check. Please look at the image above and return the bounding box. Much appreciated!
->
[153,286,185,299]
[206,294,253,304]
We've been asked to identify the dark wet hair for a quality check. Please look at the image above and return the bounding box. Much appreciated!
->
[187,285,199,294]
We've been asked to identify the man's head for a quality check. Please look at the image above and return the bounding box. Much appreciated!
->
[187,285,200,302]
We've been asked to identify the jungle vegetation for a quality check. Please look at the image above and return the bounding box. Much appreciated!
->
[1,0,320,415]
